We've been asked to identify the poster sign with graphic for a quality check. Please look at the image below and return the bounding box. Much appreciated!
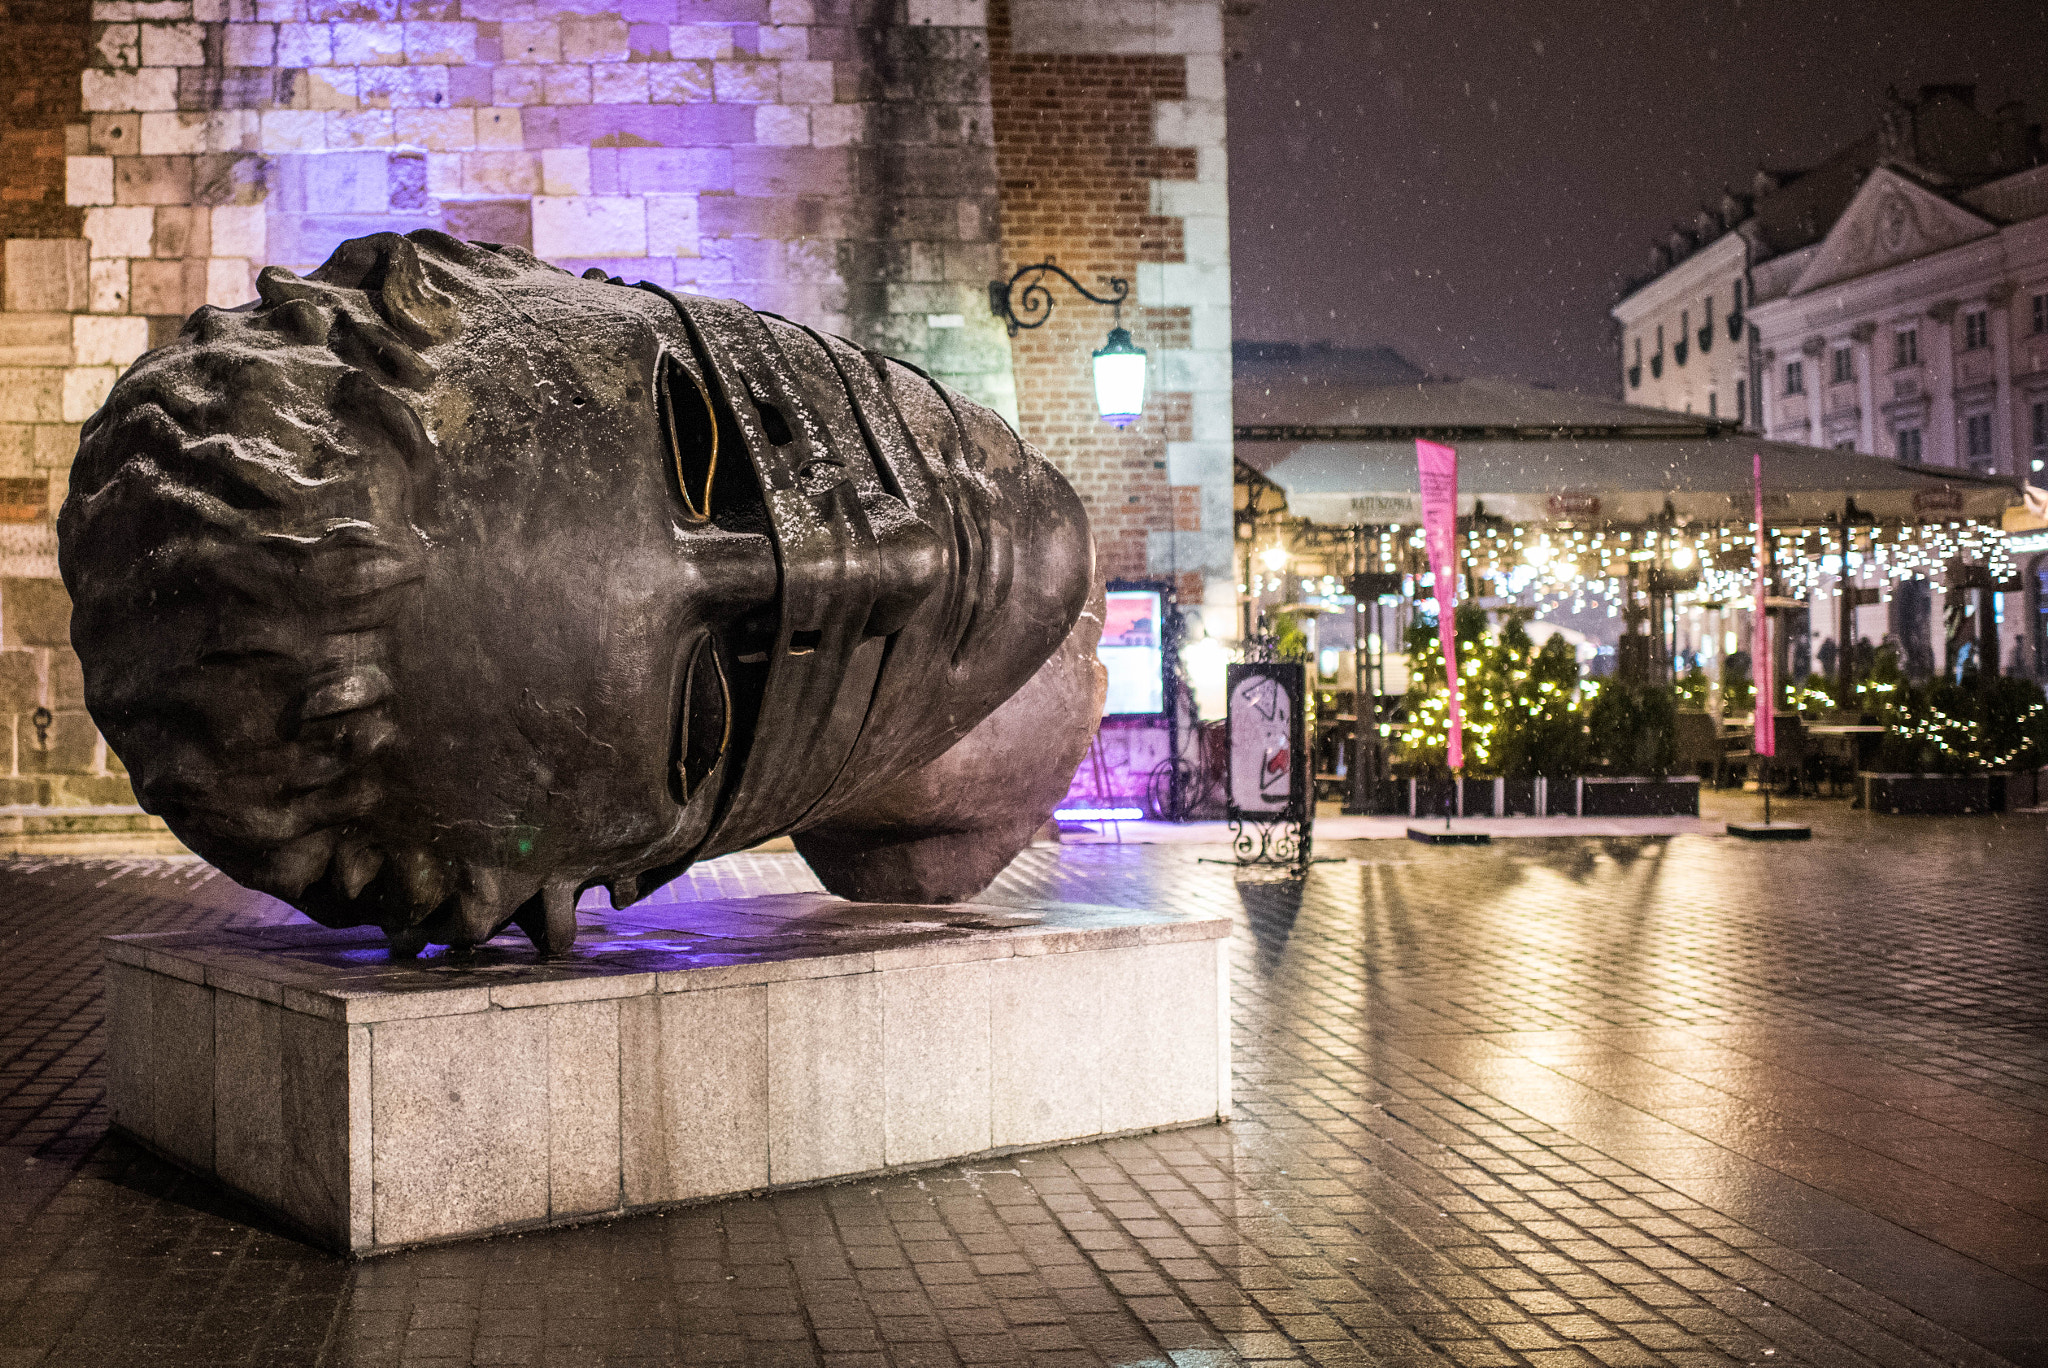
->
[1226,661,1306,821]
[1101,583,1167,716]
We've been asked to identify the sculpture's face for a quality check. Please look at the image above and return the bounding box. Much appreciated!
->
[61,230,1090,948]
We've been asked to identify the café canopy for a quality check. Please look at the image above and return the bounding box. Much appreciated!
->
[1234,371,2019,612]
[1238,375,2012,527]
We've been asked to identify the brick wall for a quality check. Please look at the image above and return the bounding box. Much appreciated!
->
[989,0,1232,635]
[0,0,91,243]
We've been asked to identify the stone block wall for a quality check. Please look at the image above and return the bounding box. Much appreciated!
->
[49,0,1015,404]
[0,0,1054,808]
[989,0,1233,640]
[0,0,1233,808]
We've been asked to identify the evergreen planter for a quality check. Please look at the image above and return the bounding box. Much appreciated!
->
[1858,772,2008,815]
[1580,776,1700,817]
[1389,776,1697,817]
[1406,776,1500,818]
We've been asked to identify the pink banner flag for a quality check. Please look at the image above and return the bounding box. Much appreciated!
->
[1416,439,1465,772]
[1752,451,1775,758]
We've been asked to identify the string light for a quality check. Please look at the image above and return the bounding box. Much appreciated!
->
[1308,518,2016,618]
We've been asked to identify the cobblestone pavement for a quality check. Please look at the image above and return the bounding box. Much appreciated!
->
[2,794,2045,1368]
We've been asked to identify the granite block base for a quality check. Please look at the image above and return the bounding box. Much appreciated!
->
[104,892,1232,1256]
[1406,826,1492,845]
[1727,821,1813,841]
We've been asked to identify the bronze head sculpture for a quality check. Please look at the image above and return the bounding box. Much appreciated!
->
[60,230,1105,955]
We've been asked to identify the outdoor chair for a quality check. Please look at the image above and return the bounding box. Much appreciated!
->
[1750,714,1806,795]
[1721,714,1806,794]
[1672,711,1722,786]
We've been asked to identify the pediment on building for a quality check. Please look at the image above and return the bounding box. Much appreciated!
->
[1789,165,1995,295]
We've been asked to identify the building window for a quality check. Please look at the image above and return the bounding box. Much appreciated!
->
[1894,327,1918,367]
[2033,293,2046,335]
[1736,379,1747,426]
[1896,427,1922,463]
[1966,412,1994,469]
[1784,360,1804,395]
[1709,392,1718,417]
[1963,309,1989,349]
[2033,399,2047,472]
[1831,347,1854,384]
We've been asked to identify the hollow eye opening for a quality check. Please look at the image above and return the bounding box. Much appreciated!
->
[658,352,719,524]
[674,634,730,805]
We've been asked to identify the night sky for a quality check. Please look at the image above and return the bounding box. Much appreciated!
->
[1226,0,2048,396]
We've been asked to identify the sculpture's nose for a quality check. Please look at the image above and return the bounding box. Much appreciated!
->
[866,513,944,638]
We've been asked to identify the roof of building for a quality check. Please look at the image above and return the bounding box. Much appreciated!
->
[1234,362,2011,526]
[1235,359,1737,448]
[1617,85,2045,305]
[1232,341,1426,391]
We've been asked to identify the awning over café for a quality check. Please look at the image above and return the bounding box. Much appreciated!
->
[1235,374,2014,526]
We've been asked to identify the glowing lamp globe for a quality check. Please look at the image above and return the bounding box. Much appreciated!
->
[1092,327,1148,427]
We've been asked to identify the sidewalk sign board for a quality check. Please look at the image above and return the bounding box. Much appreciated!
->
[1226,661,1307,823]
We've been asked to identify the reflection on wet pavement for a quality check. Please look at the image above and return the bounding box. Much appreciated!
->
[1,792,2044,1366]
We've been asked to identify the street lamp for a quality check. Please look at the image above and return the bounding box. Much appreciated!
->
[990,260,1148,427]
[1090,327,1147,428]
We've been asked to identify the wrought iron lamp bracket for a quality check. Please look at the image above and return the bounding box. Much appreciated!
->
[989,260,1130,336]
[1230,813,1312,869]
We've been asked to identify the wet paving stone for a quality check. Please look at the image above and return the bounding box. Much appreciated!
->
[1,796,2045,1367]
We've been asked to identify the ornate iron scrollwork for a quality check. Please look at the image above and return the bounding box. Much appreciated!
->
[1229,814,1310,868]
[988,260,1130,335]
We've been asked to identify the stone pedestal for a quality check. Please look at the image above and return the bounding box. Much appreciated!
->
[103,892,1231,1256]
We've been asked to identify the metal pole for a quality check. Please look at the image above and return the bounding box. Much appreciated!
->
[1164,592,1182,821]
[1241,539,1254,641]
[1838,509,1854,707]
[1346,526,1384,815]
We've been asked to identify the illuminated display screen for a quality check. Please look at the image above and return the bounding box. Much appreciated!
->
[1101,588,1166,716]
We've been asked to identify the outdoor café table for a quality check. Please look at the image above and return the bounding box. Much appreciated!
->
[1805,724,1887,791]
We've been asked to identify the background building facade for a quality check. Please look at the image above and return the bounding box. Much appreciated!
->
[1749,159,2048,478]
[1613,215,1752,425]
[1615,84,2045,474]
[0,0,1234,810]
[1616,86,2048,682]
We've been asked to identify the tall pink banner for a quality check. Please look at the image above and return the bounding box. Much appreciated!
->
[1752,452,1775,758]
[1416,439,1465,772]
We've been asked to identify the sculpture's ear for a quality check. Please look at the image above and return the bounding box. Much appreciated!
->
[310,232,460,347]
[375,235,460,345]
